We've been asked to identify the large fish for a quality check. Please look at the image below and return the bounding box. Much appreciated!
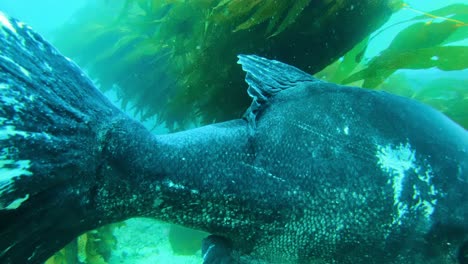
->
[0,12,467,264]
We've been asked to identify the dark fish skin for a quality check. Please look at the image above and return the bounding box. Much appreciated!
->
[0,12,467,264]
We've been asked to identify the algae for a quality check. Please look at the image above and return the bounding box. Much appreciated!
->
[337,3,468,128]
[53,0,397,130]
[168,224,208,255]
[46,224,118,264]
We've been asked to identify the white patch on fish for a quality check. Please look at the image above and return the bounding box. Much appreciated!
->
[376,142,438,225]
[0,113,33,209]
[377,143,415,205]
[0,148,33,192]
[0,125,29,140]
[166,180,186,190]
[4,194,29,210]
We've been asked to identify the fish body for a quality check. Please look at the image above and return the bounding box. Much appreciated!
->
[0,12,467,264]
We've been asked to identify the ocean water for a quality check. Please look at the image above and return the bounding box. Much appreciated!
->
[0,0,467,263]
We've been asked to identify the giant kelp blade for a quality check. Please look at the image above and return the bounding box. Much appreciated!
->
[341,67,388,88]
[441,26,468,45]
[233,1,288,32]
[318,37,369,84]
[212,0,263,22]
[387,21,459,52]
[343,46,468,88]
[92,34,144,68]
[384,46,468,71]
[270,0,311,36]
[412,79,466,112]
[342,11,467,89]
[446,99,468,129]
[410,3,468,21]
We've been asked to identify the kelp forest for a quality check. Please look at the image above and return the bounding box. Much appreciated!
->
[52,0,467,131]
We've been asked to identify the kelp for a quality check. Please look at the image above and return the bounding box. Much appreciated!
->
[53,0,396,130]
[315,37,370,84]
[379,73,468,129]
[343,45,468,88]
[343,4,468,88]
[212,0,312,36]
[46,224,119,264]
[168,224,208,255]
[52,1,466,128]
[53,1,467,131]
[318,3,468,128]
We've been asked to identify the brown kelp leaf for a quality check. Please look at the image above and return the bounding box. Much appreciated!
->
[121,38,163,64]
[410,3,468,21]
[379,74,468,129]
[396,46,468,70]
[343,46,468,88]
[359,3,467,49]
[92,34,144,65]
[334,37,369,83]
[442,26,468,45]
[316,37,369,84]
[387,21,460,52]
[414,79,468,129]
[414,79,467,101]
[270,0,312,36]
[212,0,263,22]
[377,72,416,98]
[342,16,466,88]
[446,99,468,129]
[234,1,287,32]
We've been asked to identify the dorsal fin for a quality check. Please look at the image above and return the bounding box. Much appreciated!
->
[237,55,318,129]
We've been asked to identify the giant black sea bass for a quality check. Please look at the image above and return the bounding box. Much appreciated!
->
[0,12,467,264]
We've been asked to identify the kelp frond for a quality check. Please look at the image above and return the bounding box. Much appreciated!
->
[212,0,313,36]
[343,3,468,88]
[315,3,467,128]
[53,0,397,130]
[403,2,468,27]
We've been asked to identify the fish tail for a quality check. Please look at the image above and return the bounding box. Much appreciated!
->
[0,12,127,263]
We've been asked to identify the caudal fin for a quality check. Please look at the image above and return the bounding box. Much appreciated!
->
[0,12,125,263]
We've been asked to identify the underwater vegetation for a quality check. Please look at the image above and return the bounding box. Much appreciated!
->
[53,0,399,130]
[52,0,468,130]
[46,225,118,264]
[319,3,468,127]
[168,224,208,255]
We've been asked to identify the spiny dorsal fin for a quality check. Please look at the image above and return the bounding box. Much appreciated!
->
[237,55,319,129]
